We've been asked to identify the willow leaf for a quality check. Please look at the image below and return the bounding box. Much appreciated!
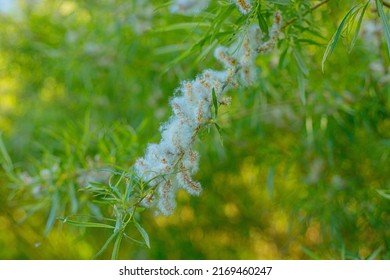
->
[322,5,359,72]
[376,0,390,56]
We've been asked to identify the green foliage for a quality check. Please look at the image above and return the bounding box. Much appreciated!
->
[0,0,389,260]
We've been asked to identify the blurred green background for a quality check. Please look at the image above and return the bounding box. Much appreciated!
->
[0,0,389,259]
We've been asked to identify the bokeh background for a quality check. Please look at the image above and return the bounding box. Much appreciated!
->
[0,0,389,259]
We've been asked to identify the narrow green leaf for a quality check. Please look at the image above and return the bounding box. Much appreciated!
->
[301,246,322,260]
[349,1,369,52]
[195,39,218,64]
[153,22,210,32]
[108,175,123,198]
[18,202,46,224]
[212,88,218,118]
[376,0,390,56]
[134,221,150,248]
[154,43,192,55]
[267,166,275,197]
[298,38,325,46]
[297,71,306,105]
[257,5,269,37]
[345,6,361,43]
[81,110,90,149]
[0,132,13,171]
[94,231,119,258]
[125,174,135,202]
[164,4,235,72]
[45,191,59,236]
[88,202,104,218]
[123,233,145,246]
[208,5,235,43]
[114,214,122,232]
[268,0,291,5]
[341,243,346,260]
[367,246,383,260]
[95,168,126,176]
[322,5,359,72]
[60,218,115,229]
[214,122,224,147]
[278,45,290,69]
[293,48,309,76]
[377,189,390,200]
[164,48,193,73]
[68,183,78,214]
[111,231,124,260]
[306,28,327,40]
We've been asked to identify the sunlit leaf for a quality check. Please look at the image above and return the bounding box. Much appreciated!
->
[349,1,369,52]
[376,0,390,56]
[322,5,359,71]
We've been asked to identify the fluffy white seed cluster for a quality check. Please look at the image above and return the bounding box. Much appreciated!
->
[234,0,252,14]
[134,12,283,215]
[170,0,210,15]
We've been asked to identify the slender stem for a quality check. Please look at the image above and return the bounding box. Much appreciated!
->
[283,0,332,29]
[383,1,390,8]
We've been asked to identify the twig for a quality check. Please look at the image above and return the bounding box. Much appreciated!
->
[383,1,390,9]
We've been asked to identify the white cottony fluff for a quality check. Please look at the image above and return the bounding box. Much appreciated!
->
[234,0,252,15]
[157,179,177,215]
[134,12,283,215]
[170,0,210,15]
[176,170,202,196]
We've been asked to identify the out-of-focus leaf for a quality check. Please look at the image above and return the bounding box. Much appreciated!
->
[367,246,383,260]
[267,166,275,197]
[293,48,309,76]
[0,133,13,172]
[297,71,306,105]
[377,189,390,200]
[154,22,210,32]
[45,191,59,236]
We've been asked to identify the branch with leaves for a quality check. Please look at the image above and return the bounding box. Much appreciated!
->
[6,0,388,259]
